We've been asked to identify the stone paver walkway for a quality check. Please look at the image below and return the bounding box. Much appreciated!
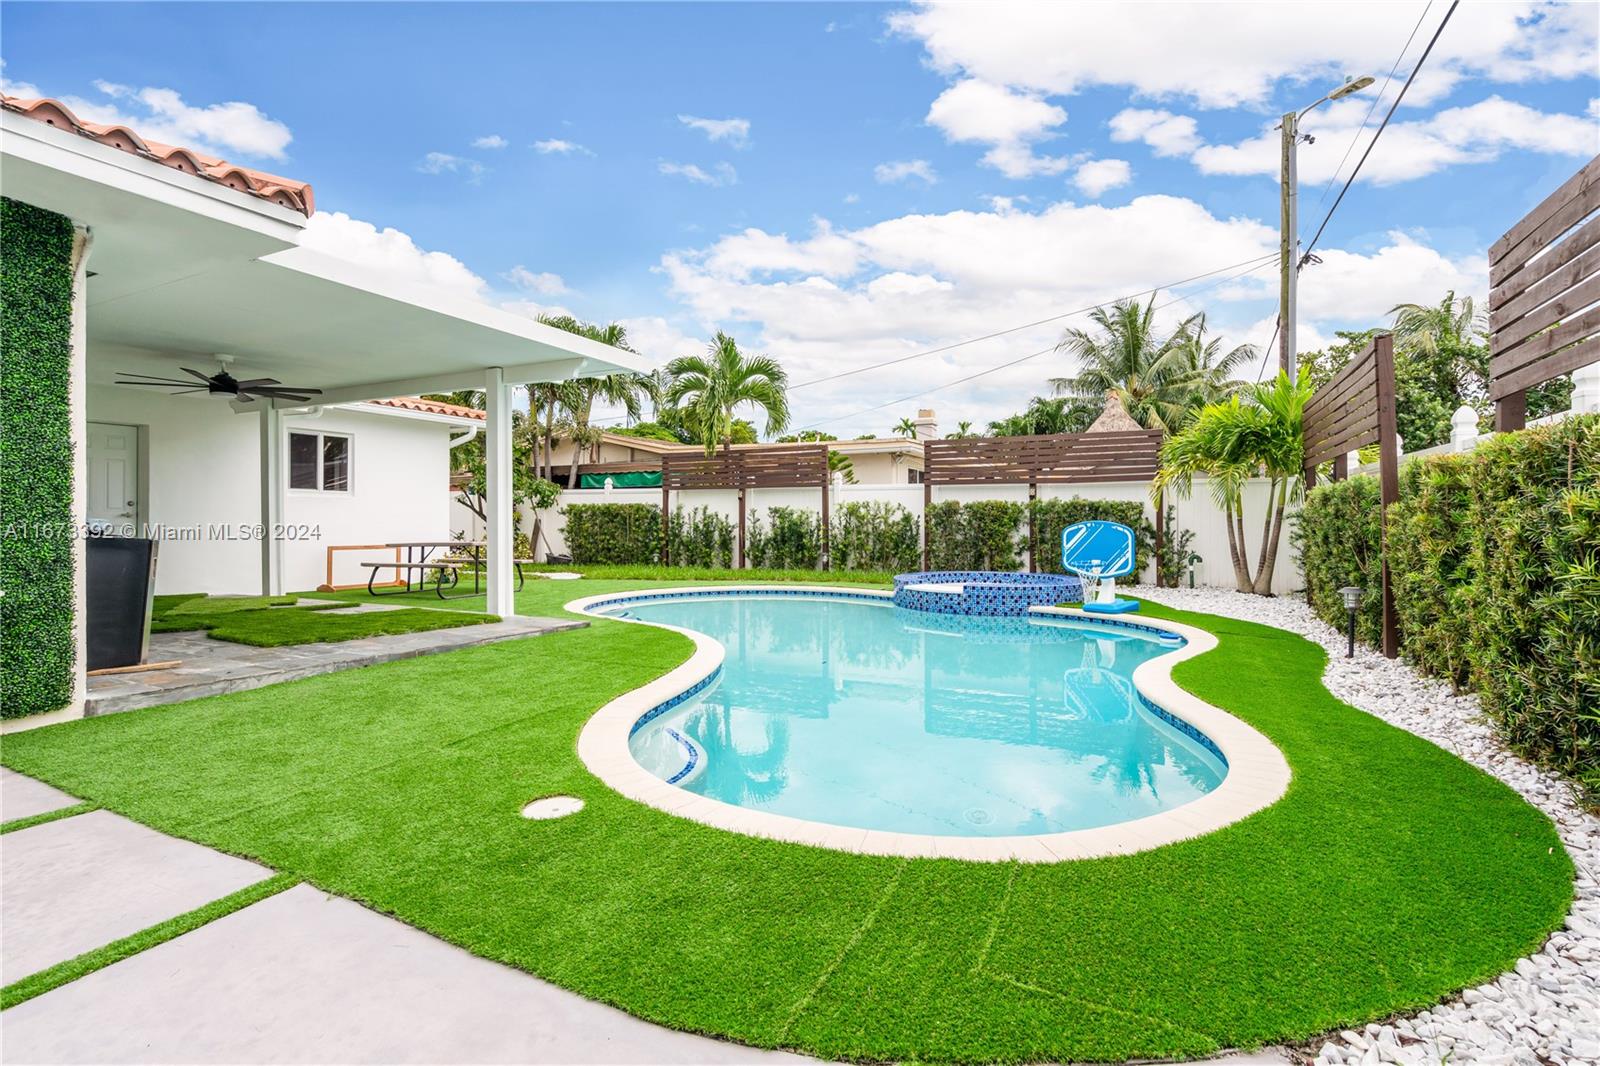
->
[0,767,79,822]
[84,616,585,716]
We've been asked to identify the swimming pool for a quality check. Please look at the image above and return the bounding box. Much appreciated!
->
[579,589,1245,845]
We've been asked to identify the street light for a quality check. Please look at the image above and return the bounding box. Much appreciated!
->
[1279,76,1375,379]
[1338,585,1363,657]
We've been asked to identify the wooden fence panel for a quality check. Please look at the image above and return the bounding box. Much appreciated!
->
[1301,333,1399,657]
[1488,154,1600,426]
[659,445,830,566]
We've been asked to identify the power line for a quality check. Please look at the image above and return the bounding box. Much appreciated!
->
[1300,0,1459,261]
[1305,1,1432,225]
[788,253,1277,390]
[1254,319,1283,384]
[796,256,1279,433]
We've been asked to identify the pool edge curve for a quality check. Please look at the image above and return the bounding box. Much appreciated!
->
[566,584,1291,863]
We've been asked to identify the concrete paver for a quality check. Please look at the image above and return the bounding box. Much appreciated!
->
[0,809,270,981]
[0,767,79,822]
[0,883,810,1065]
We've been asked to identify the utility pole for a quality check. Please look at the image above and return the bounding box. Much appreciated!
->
[1278,109,1298,380]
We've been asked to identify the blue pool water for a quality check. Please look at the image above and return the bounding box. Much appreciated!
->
[602,594,1226,837]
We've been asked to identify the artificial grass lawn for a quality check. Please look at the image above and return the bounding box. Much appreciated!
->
[147,593,495,646]
[0,581,1573,1062]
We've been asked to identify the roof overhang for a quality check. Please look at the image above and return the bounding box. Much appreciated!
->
[2,110,650,409]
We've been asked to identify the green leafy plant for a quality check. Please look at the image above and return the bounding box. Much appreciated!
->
[1296,415,1599,800]
[667,506,735,567]
[746,507,822,570]
[666,333,789,455]
[926,500,1026,571]
[829,501,921,573]
[561,503,661,564]
[1028,497,1153,585]
[1,198,77,718]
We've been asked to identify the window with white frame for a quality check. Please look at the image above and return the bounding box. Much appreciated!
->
[288,430,352,493]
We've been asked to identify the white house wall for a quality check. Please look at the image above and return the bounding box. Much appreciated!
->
[87,386,458,595]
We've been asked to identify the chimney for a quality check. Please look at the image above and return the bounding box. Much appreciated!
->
[913,408,939,441]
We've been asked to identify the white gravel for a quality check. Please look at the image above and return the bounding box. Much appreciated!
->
[1139,587,1599,1066]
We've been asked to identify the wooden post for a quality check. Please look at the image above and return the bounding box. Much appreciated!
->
[1332,452,1347,481]
[660,479,670,564]
[1027,482,1038,573]
[1153,493,1164,587]
[820,469,831,571]
[922,476,932,571]
[737,487,747,570]
[1494,391,1527,433]
[1373,333,1401,659]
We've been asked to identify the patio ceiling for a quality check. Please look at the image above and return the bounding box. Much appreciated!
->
[2,110,650,405]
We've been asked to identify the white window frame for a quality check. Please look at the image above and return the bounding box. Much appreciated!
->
[286,429,354,495]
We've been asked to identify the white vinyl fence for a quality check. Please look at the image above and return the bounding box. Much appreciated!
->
[451,476,1302,595]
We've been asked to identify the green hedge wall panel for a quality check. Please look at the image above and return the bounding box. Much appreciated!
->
[1,197,79,718]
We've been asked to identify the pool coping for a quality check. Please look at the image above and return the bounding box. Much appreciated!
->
[567,585,1292,864]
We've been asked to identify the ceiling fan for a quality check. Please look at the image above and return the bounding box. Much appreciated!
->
[115,356,322,404]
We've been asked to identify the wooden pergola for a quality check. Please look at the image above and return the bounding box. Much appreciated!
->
[660,444,831,568]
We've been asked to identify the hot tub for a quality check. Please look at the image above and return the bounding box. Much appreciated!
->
[892,570,1084,616]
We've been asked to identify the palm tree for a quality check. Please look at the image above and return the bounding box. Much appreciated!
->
[665,332,790,455]
[1051,296,1195,433]
[1167,313,1255,427]
[1389,291,1483,358]
[891,416,918,438]
[945,420,975,439]
[1154,370,1312,594]
[538,317,648,485]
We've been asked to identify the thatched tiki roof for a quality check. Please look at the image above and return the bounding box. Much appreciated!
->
[1086,391,1143,433]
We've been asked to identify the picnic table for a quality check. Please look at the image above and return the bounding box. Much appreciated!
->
[360,541,532,600]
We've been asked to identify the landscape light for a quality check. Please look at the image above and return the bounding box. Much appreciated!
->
[1338,586,1363,657]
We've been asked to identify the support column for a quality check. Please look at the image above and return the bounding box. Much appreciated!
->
[258,404,284,596]
[484,367,517,618]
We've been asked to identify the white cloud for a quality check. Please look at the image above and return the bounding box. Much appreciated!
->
[299,212,490,302]
[0,61,41,98]
[534,138,592,155]
[844,192,861,204]
[472,134,508,149]
[32,78,294,160]
[417,151,485,180]
[678,114,752,147]
[874,159,938,184]
[926,78,1072,178]
[502,266,568,295]
[1108,108,1202,157]
[1072,159,1133,197]
[888,2,1599,109]
[657,193,1492,435]
[659,160,738,186]
[1193,96,1599,184]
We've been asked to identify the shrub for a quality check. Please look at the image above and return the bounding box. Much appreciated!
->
[926,500,1026,571]
[561,503,660,564]
[1029,497,1154,585]
[746,507,822,570]
[1,198,77,718]
[668,506,735,568]
[1295,414,1600,798]
[830,501,920,573]
[1294,476,1386,647]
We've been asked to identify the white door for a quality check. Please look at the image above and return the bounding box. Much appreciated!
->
[88,422,140,535]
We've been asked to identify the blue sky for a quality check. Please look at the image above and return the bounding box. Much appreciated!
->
[4,1,1597,436]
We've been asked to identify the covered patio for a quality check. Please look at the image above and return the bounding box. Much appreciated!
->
[1,97,650,719]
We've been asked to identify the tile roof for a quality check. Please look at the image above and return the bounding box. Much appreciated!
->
[1,94,314,216]
[368,397,486,421]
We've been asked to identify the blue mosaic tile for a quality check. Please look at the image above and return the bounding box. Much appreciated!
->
[891,571,1085,617]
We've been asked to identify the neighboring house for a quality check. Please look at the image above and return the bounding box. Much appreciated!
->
[0,94,647,724]
[537,431,927,487]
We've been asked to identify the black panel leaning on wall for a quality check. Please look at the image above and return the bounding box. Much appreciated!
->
[1,197,79,718]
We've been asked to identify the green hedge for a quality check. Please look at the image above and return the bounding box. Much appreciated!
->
[1029,497,1154,586]
[926,500,1026,571]
[830,501,920,573]
[1,199,78,719]
[561,503,660,564]
[666,506,734,568]
[1297,415,1600,796]
[746,507,821,570]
